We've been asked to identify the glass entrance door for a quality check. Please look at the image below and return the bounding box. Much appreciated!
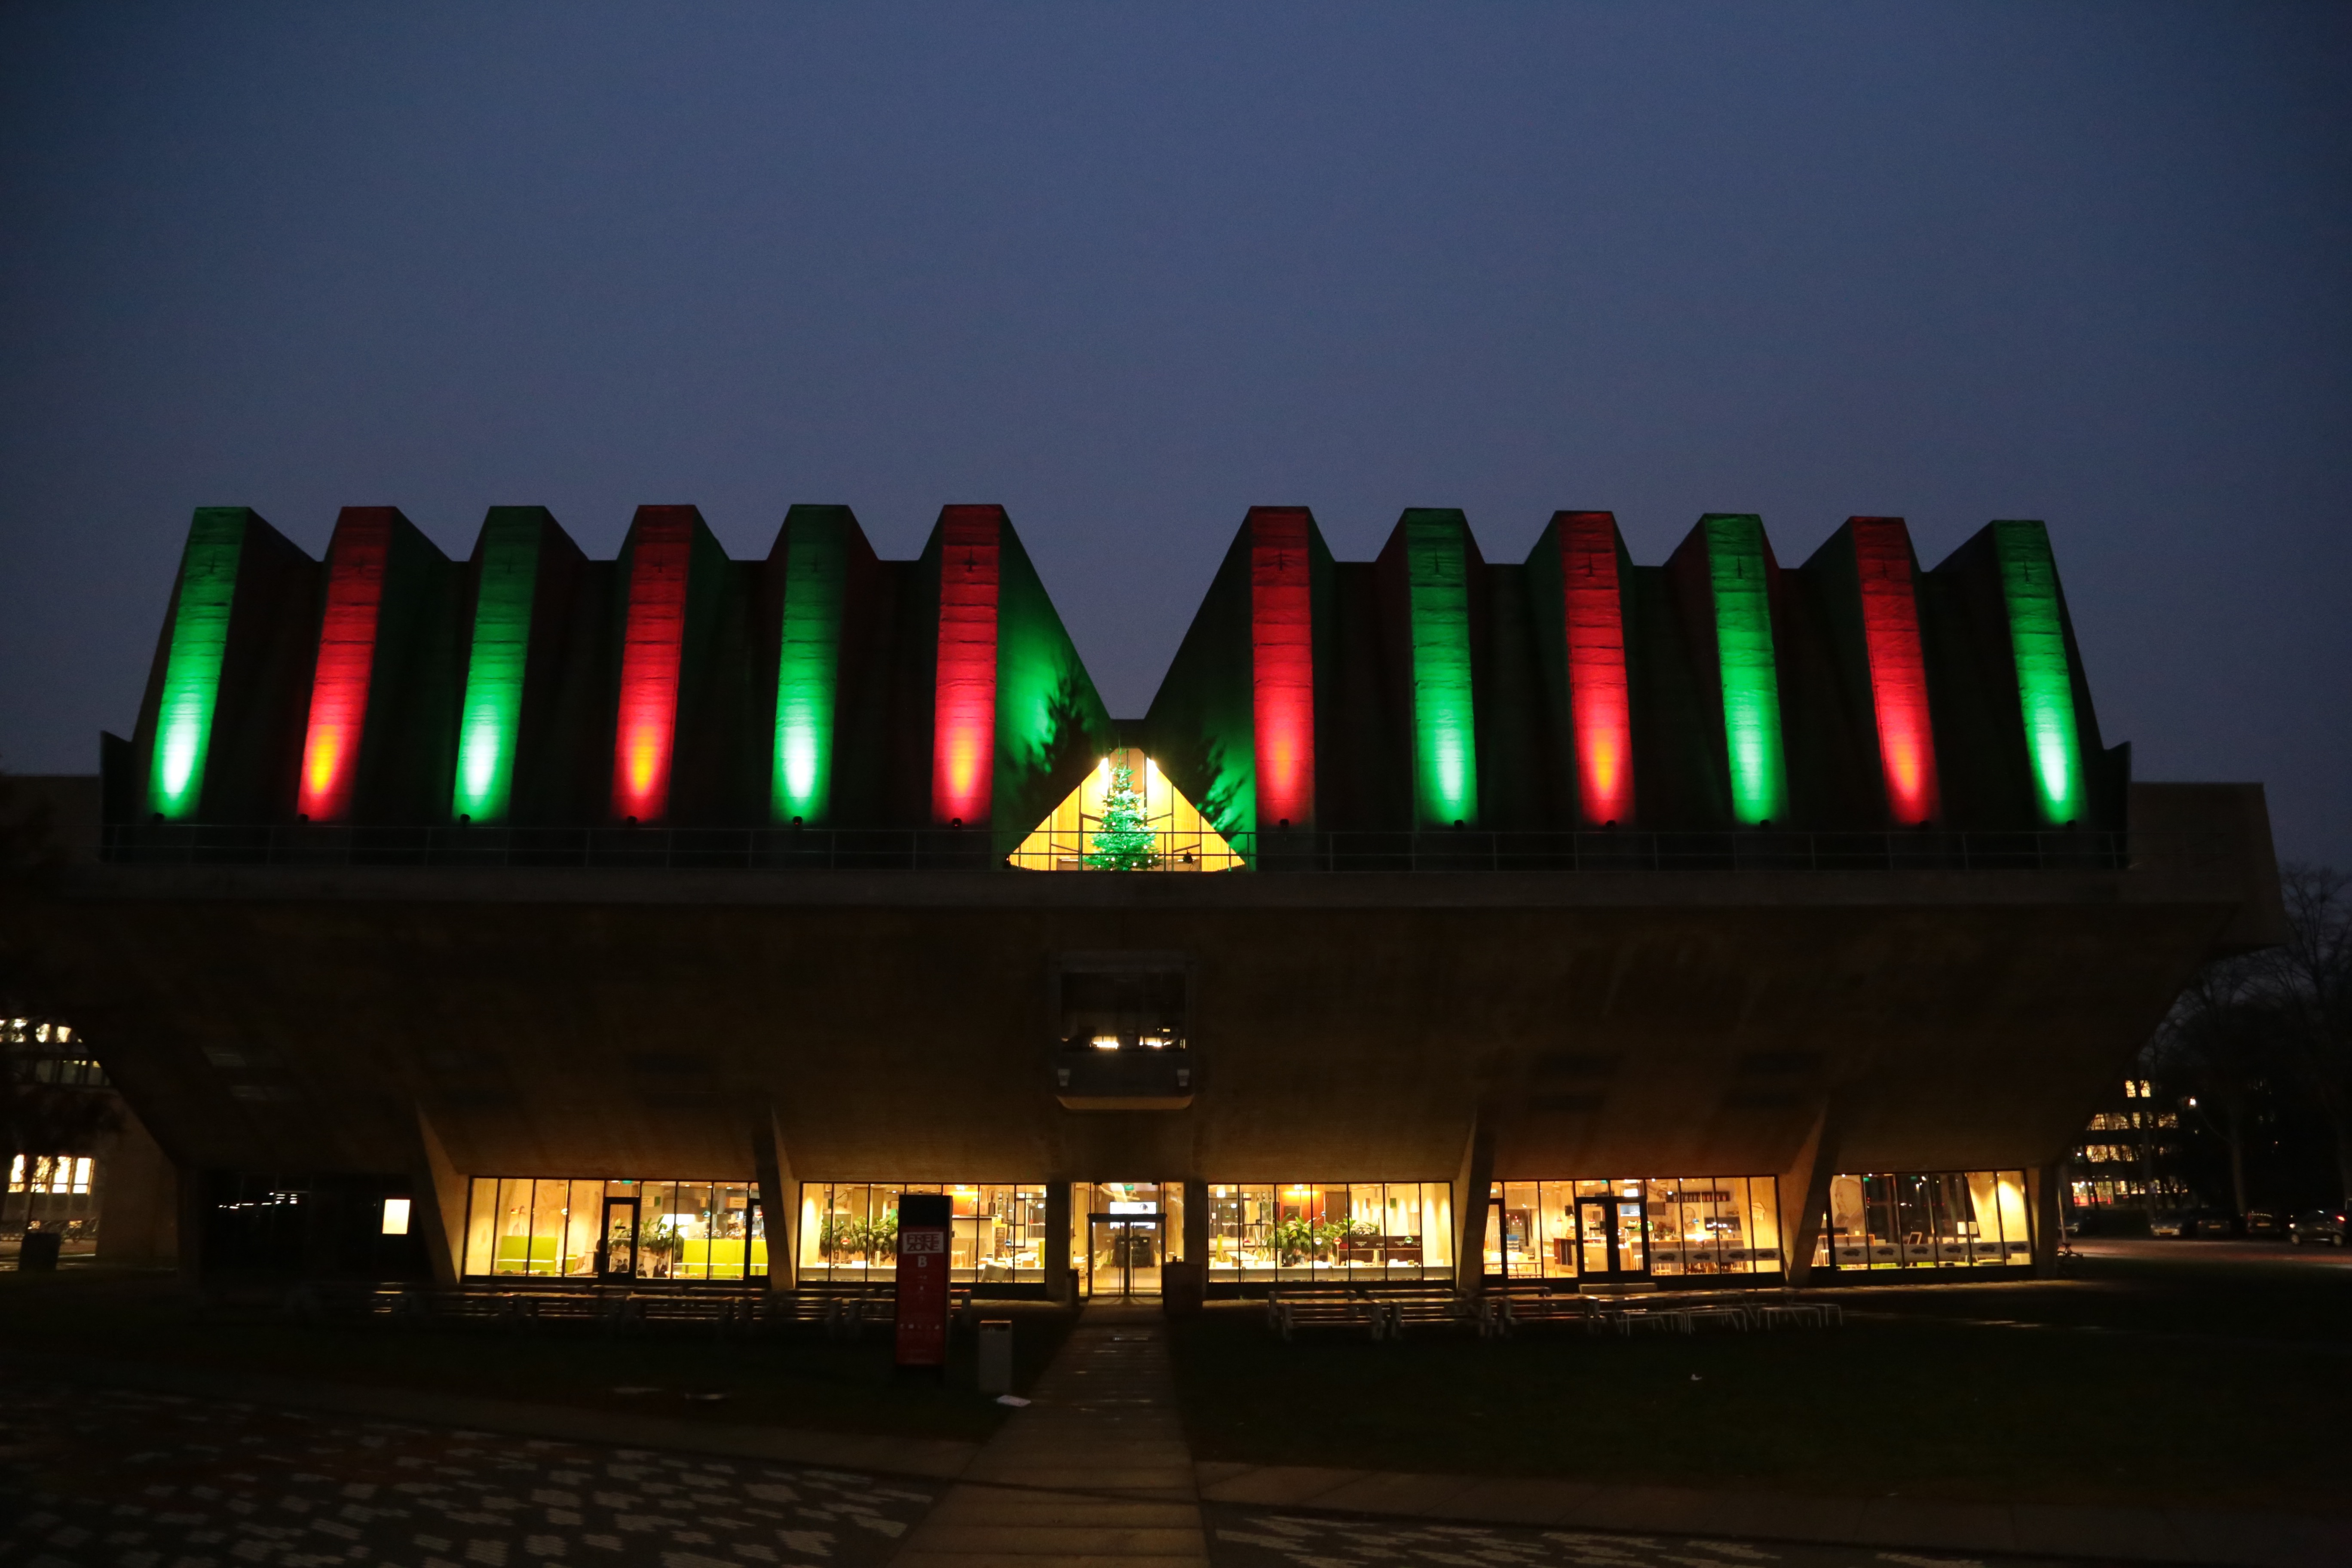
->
[1575,1181,1648,1279]
[1087,1214,1162,1297]
[599,1197,640,1279]
[1082,1182,1179,1297]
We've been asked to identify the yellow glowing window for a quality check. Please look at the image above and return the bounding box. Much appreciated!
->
[1010,748,1244,872]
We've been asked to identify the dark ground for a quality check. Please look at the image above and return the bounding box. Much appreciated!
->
[0,1377,937,1568]
[0,1270,1072,1445]
[4,1248,2345,1567]
[0,1372,2125,1568]
[1165,1241,2352,1514]
[3,1240,2346,1539]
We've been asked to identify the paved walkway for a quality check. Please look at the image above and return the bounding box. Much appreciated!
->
[1193,1461,2352,1567]
[0,1374,938,1568]
[31,1350,980,1479]
[889,1298,1208,1567]
[18,1322,2352,1568]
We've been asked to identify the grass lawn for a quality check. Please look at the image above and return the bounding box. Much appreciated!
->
[1168,1249,2352,1514]
[0,1268,1071,1444]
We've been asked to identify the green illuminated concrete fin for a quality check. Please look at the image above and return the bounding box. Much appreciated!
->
[1399,509,1478,827]
[772,507,850,823]
[1703,514,1788,827]
[451,509,545,823]
[1140,522,1259,850]
[990,518,1114,855]
[1991,519,2085,826]
[148,508,250,820]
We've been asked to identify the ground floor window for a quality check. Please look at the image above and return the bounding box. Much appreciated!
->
[1486,1176,1782,1281]
[9,1155,93,1195]
[1206,1182,1455,1282]
[798,1182,1048,1286]
[4,1154,99,1234]
[1816,1170,2030,1268]
[461,1178,763,1281]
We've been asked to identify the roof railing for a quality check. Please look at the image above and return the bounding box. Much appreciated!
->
[98,822,2170,874]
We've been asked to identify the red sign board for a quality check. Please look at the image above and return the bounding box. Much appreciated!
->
[894,1193,953,1369]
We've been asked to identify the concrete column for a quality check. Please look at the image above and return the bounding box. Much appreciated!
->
[1182,1178,1208,1265]
[1776,1105,1838,1287]
[752,1108,797,1292]
[93,1110,179,1269]
[172,1157,212,1285]
[1044,1180,1075,1303]
[409,1106,468,1287]
[1779,1113,1837,1289]
[1451,1118,1494,1296]
[2027,1163,2061,1274]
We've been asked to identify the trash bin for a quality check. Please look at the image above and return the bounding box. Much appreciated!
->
[1161,1259,1205,1316]
[977,1318,1014,1395]
[18,1229,63,1272]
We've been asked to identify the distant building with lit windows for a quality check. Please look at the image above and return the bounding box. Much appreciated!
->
[5,501,2286,1295]
[2064,1078,2190,1225]
[0,1014,156,1258]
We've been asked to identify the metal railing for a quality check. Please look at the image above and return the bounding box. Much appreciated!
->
[99,821,2158,873]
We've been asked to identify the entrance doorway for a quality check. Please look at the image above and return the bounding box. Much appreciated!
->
[598,1196,639,1279]
[1083,1181,1179,1297]
[1088,1212,1162,1297]
[1577,1182,1648,1279]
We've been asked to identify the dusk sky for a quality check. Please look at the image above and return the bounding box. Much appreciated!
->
[3,6,2345,861]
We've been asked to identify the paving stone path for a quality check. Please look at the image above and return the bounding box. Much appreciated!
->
[1,1328,2283,1568]
[890,1298,1208,1566]
[0,1378,935,1568]
[1198,1505,2103,1568]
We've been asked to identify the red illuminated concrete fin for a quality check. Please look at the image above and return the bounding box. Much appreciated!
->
[611,506,699,823]
[1248,506,1316,830]
[1850,516,1942,826]
[1557,511,1635,827]
[931,505,1003,826]
[296,508,398,822]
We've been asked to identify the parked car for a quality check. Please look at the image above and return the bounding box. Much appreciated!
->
[2243,1209,2285,1238]
[2289,1209,2348,1246]
[2150,1208,2236,1238]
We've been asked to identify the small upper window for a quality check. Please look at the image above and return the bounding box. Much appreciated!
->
[1053,954,1190,1052]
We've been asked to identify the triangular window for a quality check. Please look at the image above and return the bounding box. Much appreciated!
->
[1010,748,1244,871]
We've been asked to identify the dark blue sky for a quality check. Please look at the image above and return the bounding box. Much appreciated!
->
[3,6,2345,860]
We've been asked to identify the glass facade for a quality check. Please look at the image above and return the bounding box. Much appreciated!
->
[447,1169,2032,1286]
[1486,1176,1783,1281]
[1205,1181,1455,1283]
[1816,1170,2032,1269]
[461,1178,765,1281]
[798,1182,1048,1286]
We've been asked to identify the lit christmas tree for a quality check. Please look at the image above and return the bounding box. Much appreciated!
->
[1085,761,1158,870]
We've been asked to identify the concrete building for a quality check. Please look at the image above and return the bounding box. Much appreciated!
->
[2,502,2283,1297]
